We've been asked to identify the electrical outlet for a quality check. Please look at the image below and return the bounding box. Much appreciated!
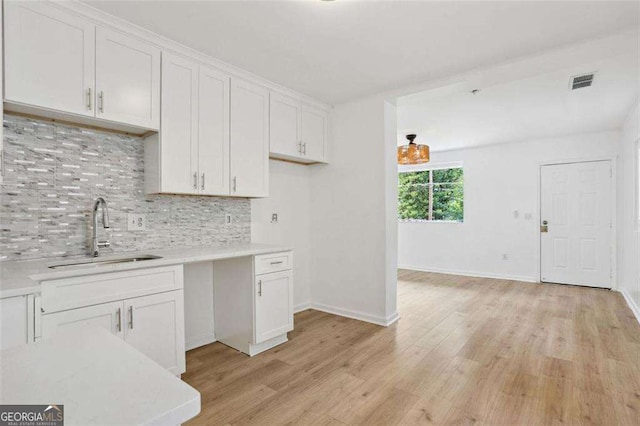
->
[502,253,508,261]
[225,214,232,224]
[127,214,146,231]
[271,213,278,223]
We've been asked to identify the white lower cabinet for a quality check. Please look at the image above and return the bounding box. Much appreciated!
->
[42,300,124,339]
[254,270,294,344]
[213,252,293,356]
[39,266,186,375]
[0,295,30,350]
[124,291,186,375]
[41,291,185,375]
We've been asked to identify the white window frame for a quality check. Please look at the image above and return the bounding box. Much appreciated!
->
[398,161,464,223]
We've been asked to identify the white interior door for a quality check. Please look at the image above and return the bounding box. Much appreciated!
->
[540,160,612,288]
[124,291,185,375]
[198,66,230,196]
[95,27,160,129]
[4,1,95,116]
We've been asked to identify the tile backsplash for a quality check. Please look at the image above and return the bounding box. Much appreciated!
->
[0,115,250,261]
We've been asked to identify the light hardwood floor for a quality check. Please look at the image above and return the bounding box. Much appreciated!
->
[183,270,640,425]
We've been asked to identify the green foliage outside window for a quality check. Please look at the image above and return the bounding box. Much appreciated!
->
[398,167,464,222]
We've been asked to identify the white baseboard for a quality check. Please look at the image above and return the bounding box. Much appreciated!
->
[398,264,538,283]
[385,311,400,326]
[294,302,311,314]
[619,288,640,325]
[185,333,216,351]
[309,302,395,327]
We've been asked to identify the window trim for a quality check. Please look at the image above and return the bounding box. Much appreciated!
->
[398,160,463,174]
[398,163,464,223]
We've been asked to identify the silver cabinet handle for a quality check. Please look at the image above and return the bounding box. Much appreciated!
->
[116,307,122,332]
[298,141,302,153]
[270,261,283,265]
[98,91,104,113]
[258,280,262,296]
[128,306,133,329]
[87,88,92,111]
[193,172,198,190]
[0,150,4,177]
[303,142,307,155]
[233,176,237,192]
[201,173,205,190]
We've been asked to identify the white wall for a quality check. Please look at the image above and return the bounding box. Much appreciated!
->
[398,131,621,282]
[251,160,311,310]
[183,262,215,350]
[308,96,399,326]
[618,100,640,318]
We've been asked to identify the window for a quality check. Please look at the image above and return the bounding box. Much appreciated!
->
[398,166,463,222]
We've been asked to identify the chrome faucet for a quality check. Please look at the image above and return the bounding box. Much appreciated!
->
[91,197,111,257]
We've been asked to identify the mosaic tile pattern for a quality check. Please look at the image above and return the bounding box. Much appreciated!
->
[0,115,250,261]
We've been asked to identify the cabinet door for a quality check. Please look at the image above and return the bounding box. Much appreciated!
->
[270,93,301,158]
[254,271,293,344]
[4,0,95,116]
[41,301,124,340]
[160,53,199,194]
[198,66,230,196]
[230,78,270,198]
[124,291,185,375]
[0,296,29,350]
[95,27,160,129]
[301,104,328,162]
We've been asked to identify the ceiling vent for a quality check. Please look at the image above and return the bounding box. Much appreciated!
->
[570,73,595,90]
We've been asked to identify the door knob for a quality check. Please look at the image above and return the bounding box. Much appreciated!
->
[541,220,548,233]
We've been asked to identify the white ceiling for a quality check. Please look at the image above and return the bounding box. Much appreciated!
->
[396,52,639,151]
[85,0,639,105]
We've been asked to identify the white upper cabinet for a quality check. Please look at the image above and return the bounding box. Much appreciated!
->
[198,66,230,196]
[157,53,199,195]
[270,93,301,158]
[4,1,160,132]
[4,1,95,117]
[145,55,231,196]
[230,78,270,198]
[95,28,160,129]
[301,104,328,163]
[269,92,329,164]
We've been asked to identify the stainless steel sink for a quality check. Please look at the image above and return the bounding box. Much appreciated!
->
[48,255,163,270]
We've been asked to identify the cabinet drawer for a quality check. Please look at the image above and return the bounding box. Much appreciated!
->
[254,252,293,275]
[41,265,183,314]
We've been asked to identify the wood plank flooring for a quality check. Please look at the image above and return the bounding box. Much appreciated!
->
[183,270,640,425]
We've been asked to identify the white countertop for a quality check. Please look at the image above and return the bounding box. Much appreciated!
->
[0,327,200,425]
[0,243,291,298]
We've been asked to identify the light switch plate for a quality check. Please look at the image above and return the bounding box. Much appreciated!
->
[128,214,146,231]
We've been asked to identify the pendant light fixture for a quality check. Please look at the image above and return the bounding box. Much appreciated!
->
[397,134,430,165]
